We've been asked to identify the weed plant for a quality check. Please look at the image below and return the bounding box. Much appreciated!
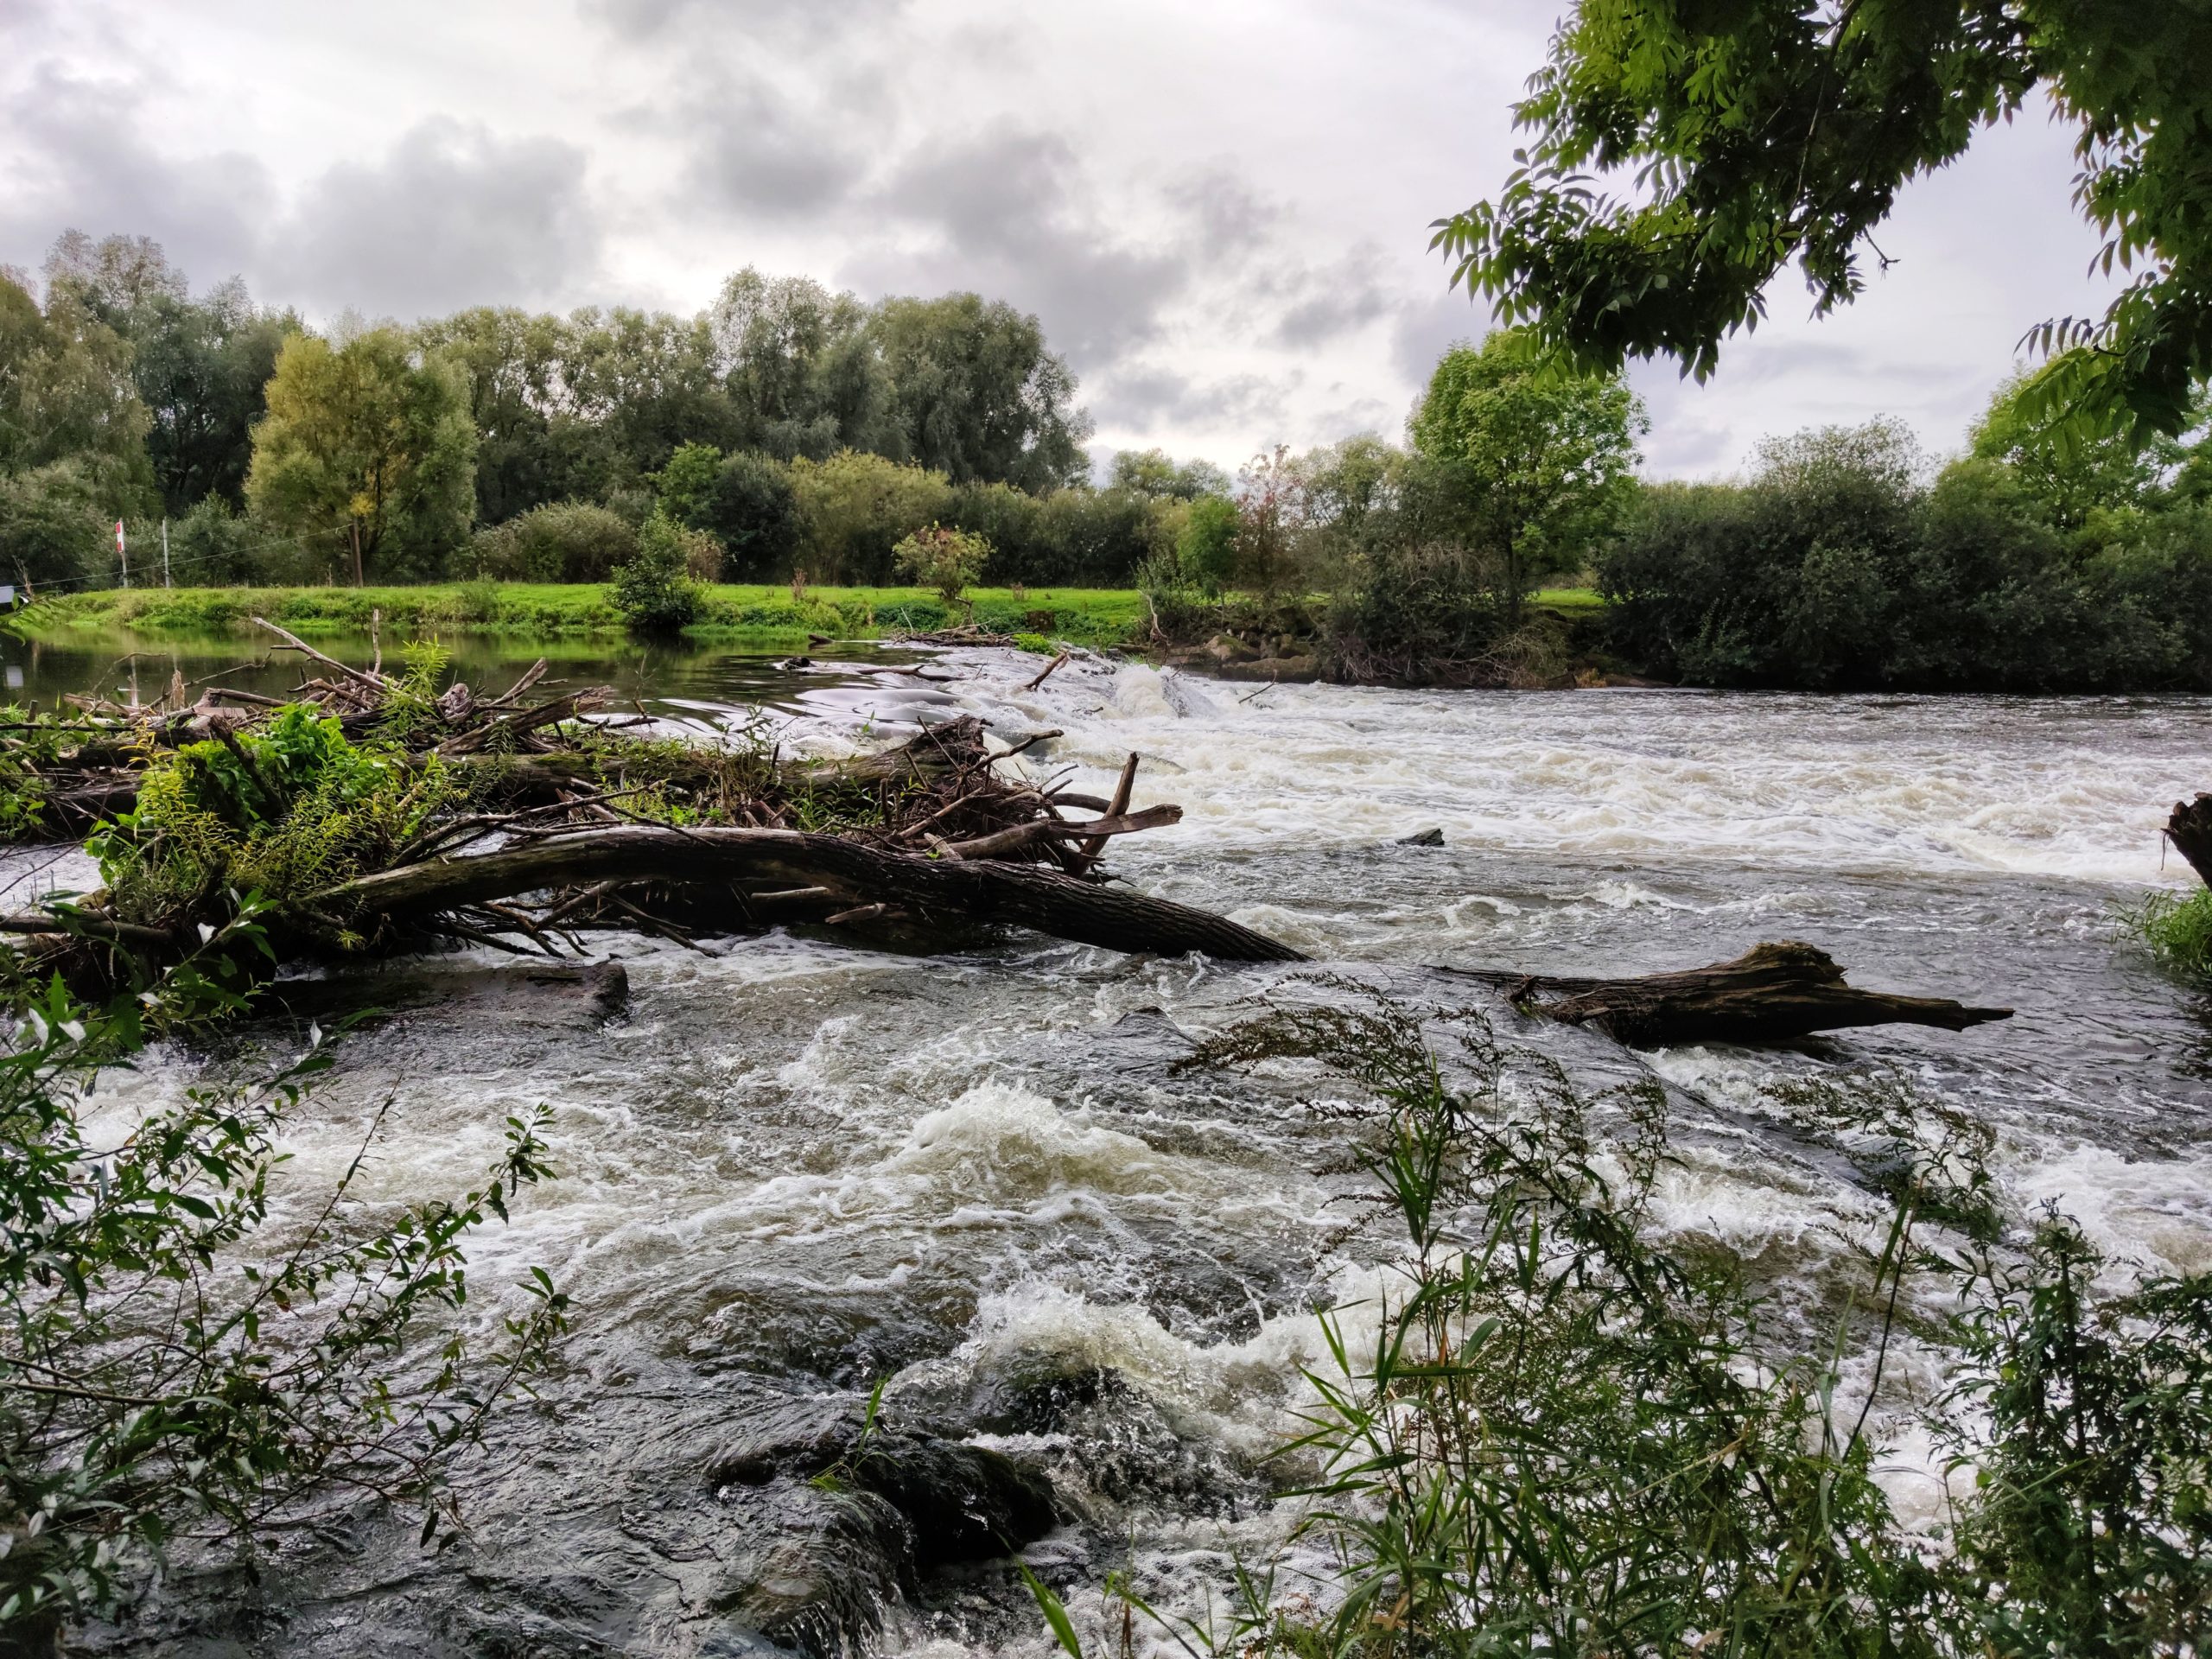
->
[1031,990,2211,1657]
[2121,887,2212,985]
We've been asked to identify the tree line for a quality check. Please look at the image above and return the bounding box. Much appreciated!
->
[0,231,1168,592]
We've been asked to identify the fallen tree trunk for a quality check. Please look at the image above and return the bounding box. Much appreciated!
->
[1452,940,2012,1046]
[310,826,1305,963]
[2167,793,2212,887]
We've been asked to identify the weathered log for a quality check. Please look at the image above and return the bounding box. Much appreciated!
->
[308,826,1304,963]
[1453,941,2012,1046]
[2167,793,2212,888]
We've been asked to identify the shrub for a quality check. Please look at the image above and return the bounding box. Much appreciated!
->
[466,500,638,583]
[1320,542,1522,684]
[0,461,110,588]
[702,450,802,581]
[611,511,702,632]
[1175,493,1238,596]
[0,940,566,1642]
[1085,991,2212,1659]
[891,523,989,603]
[789,451,950,584]
[160,495,304,585]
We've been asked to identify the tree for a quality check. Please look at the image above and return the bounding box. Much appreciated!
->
[0,461,110,588]
[0,271,151,490]
[869,294,1092,491]
[1434,2,2212,440]
[416,306,611,523]
[563,306,734,486]
[652,441,723,530]
[245,330,478,583]
[1971,361,2209,529]
[43,233,302,515]
[703,450,802,581]
[786,450,952,585]
[1111,448,1232,500]
[709,269,901,463]
[1408,333,1645,623]
[1177,494,1239,597]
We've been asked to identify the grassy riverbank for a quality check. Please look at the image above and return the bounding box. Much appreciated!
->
[16,583,1154,647]
[15,583,1605,651]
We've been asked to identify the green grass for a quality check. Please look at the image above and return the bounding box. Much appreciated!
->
[1532,585,1604,612]
[2122,887,2212,983]
[18,584,1150,648]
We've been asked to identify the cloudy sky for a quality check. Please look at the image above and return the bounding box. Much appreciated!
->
[0,0,2120,479]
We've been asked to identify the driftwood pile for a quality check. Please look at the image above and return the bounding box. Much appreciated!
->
[0,620,2025,1047]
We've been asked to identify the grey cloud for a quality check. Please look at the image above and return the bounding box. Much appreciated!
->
[0,62,275,290]
[586,0,906,42]
[1391,284,1488,381]
[1271,246,1395,348]
[1090,365,1294,438]
[672,73,870,219]
[1167,170,1284,261]
[272,119,602,319]
[853,124,1190,365]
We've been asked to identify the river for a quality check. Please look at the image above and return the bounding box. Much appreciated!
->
[8,626,2210,1656]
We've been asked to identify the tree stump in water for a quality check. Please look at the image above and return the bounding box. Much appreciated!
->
[1460,940,2012,1046]
[2168,793,2212,887]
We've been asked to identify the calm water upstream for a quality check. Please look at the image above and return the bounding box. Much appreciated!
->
[9,626,2211,1656]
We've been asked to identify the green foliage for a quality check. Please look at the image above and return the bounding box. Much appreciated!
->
[868,292,1093,492]
[610,511,703,632]
[0,941,566,1639]
[245,329,479,583]
[1175,494,1238,598]
[1433,1,2212,441]
[709,267,902,463]
[165,494,305,586]
[1945,1215,2212,1655]
[1603,421,2212,690]
[86,707,455,925]
[2121,887,2212,985]
[1972,360,2209,530]
[788,450,953,585]
[1109,448,1232,501]
[1128,992,2212,1659]
[0,460,111,588]
[701,449,802,581]
[652,440,723,530]
[467,500,639,583]
[1322,542,1521,686]
[890,522,989,603]
[46,234,301,515]
[1409,331,1646,620]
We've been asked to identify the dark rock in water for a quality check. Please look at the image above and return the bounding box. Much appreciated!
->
[80,1383,1053,1659]
[1396,827,1445,847]
[705,1396,1058,1572]
[263,960,631,1030]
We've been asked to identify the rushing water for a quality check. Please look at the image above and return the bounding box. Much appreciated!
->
[10,627,2212,1656]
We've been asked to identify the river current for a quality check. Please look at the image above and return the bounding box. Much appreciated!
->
[8,633,2210,1656]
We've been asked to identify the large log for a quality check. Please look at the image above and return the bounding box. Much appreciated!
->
[1455,940,2011,1046]
[2168,793,2212,888]
[308,825,1305,963]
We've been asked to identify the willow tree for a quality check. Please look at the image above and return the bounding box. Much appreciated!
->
[1409,332,1645,626]
[246,330,477,583]
[1436,2,2212,441]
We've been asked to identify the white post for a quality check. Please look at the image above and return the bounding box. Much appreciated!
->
[117,520,129,590]
[162,518,171,588]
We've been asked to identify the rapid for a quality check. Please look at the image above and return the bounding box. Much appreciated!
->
[10,633,2209,1656]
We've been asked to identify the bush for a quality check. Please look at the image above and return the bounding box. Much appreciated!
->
[0,938,566,1642]
[0,461,110,588]
[158,495,305,585]
[1109,992,2212,1659]
[789,451,950,584]
[1175,493,1238,596]
[467,500,639,583]
[891,523,989,602]
[1320,542,1516,684]
[702,450,802,581]
[611,511,702,632]
[1600,421,2212,691]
